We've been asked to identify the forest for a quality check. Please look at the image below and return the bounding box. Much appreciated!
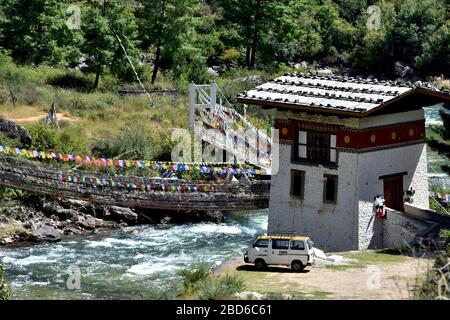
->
[0,0,449,90]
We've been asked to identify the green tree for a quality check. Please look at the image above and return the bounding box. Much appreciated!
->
[81,0,139,89]
[137,0,200,84]
[416,21,450,77]
[333,0,368,23]
[389,0,448,71]
[350,0,397,74]
[351,0,448,76]
[215,0,280,68]
[0,0,82,66]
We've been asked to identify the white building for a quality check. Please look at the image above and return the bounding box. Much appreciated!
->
[238,74,450,251]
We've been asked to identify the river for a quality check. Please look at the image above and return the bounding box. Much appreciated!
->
[0,210,268,299]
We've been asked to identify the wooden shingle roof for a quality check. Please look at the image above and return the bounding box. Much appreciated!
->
[237,73,450,117]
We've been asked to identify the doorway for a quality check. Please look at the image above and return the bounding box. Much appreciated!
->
[382,174,405,212]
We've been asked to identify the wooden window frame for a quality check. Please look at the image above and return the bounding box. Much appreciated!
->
[323,174,338,204]
[290,170,305,199]
[293,129,337,166]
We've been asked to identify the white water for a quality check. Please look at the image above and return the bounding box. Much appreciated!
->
[0,210,268,299]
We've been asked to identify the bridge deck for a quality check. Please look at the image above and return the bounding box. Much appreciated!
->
[0,156,269,211]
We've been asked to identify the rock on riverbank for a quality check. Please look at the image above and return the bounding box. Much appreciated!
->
[0,197,225,245]
[0,199,119,245]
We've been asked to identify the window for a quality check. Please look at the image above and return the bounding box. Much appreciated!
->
[272,239,289,250]
[307,240,314,250]
[291,170,305,199]
[324,174,338,204]
[253,239,268,248]
[290,240,305,250]
[295,130,337,164]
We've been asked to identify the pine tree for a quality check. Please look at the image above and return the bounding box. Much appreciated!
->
[0,0,83,66]
[81,0,139,89]
[137,0,200,84]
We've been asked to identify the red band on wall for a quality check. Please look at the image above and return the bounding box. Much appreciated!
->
[275,120,294,141]
[336,120,425,150]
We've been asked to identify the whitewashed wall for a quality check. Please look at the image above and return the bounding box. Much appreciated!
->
[268,144,359,252]
[356,143,429,249]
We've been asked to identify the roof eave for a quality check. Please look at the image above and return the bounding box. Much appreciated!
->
[236,97,369,118]
[237,87,450,118]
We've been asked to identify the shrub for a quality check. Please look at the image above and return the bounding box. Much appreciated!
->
[46,72,93,92]
[28,124,59,151]
[179,266,246,300]
[0,133,20,147]
[415,235,449,299]
[0,187,25,202]
[440,229,450,246]
[198,274,246,300]
[0,265,11,300]
[22,87,41,105]
[92,122,174,161]
[179,265,211,294]
[27,123,88,154]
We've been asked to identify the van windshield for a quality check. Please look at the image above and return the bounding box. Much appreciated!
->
[253,239,268,248]
[307,240,314,250]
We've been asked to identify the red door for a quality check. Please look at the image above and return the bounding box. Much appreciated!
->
[384,175,404,212]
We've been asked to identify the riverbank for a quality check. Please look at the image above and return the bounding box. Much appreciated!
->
[0,196,225,246]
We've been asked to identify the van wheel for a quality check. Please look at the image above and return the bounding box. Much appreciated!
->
[255,259,267,270]
[291,261,305,272]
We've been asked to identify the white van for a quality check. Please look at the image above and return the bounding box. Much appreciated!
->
[244,234,315,271]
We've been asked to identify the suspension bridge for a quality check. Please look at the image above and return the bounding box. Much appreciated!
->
[0,83,272,211]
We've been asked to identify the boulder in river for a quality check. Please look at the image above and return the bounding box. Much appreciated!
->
[42,202,79,220]
[109,206,138,224]
[31,225,61,242]
[63,227,82,236]
[205,210,224,223]
[79,216,96,230]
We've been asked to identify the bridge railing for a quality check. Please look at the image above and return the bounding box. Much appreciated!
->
[0,156,270,196]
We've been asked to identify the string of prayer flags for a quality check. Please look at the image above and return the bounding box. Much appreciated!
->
[1,145,262,175]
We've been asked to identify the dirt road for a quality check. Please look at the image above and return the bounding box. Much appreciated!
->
[220,252,434,300]
[9,113,77,123]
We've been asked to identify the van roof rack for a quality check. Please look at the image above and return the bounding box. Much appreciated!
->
[267,232,298,237]
[258,232,310,239]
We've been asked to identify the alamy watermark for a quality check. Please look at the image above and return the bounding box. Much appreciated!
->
[366,265,382,290]
[66,5,81,30]
[170,123,279,174]
[367,5,381,31]
[66,264,81,290]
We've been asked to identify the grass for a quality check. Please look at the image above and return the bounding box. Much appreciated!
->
[343,251,406,264]
[323,251,406,271]
[0,222,27,239]
[325,263,364,271]
[227,269,334,300]
[178,266,246,300]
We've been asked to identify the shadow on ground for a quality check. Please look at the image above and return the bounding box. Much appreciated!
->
[236,264,311,274]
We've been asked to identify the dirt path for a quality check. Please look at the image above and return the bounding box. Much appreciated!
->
[221,254,434,300]
[9,113,77,123]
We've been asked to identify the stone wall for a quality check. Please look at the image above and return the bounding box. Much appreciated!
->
[382,208,430,248]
